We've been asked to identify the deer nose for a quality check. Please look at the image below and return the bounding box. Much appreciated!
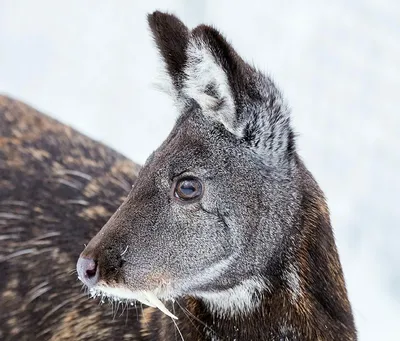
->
[77,256,99,287]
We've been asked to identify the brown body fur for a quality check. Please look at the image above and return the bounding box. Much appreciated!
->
[0,95,142,340]
[0,95,355,340]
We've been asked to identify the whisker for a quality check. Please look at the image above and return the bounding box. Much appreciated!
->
[38,293,86,325]
[116,300,121,319]
[120,245,129,256]
[125,302,129,325]
[174,300,202,336]
[175,300,218,338]
[171,316,185,341]
[111,300,115,319]
[172,302,178,341]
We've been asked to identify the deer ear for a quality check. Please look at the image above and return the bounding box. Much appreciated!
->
[180,24,250,135]
[148,12,242,133]
[184,25,295,166]
[147,11,189,90]
[149,12,295,166]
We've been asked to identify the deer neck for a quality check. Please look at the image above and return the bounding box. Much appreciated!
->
[141,179,356,340]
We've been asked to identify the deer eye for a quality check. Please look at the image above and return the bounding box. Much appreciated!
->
[174,177,203,201]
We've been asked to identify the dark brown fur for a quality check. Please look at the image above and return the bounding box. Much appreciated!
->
[0,95,142,340]
[148,11,189,89]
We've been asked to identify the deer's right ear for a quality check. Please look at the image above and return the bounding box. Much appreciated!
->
[148,11,189,91]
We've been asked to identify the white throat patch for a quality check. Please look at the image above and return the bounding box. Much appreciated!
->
[194,277,268,317]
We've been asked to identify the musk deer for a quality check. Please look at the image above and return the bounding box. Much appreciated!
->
[76,11,357,341]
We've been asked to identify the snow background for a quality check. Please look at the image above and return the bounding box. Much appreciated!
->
[0,1,399,339]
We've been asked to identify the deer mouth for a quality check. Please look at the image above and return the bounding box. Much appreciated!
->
[88,284,178,319]
[77,250,179,318]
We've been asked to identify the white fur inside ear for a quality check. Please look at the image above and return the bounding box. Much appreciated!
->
[151,62,188,114]
[182,40,239,136]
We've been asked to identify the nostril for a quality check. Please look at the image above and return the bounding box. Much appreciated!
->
[85,259,97,278]
[77,256,99,287]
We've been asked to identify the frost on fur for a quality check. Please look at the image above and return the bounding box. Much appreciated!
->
[89,286,178,319]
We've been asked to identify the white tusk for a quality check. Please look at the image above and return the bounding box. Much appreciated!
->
[142,291,178,319]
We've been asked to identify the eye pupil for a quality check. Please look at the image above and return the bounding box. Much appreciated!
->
[180,182,196,195]
[174,178,203,201]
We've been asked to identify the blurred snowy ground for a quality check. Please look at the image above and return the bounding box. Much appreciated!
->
[0,1,399,339]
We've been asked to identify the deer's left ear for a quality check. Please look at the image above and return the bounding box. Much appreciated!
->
[148,12,251,136]
[147,11,189,91]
